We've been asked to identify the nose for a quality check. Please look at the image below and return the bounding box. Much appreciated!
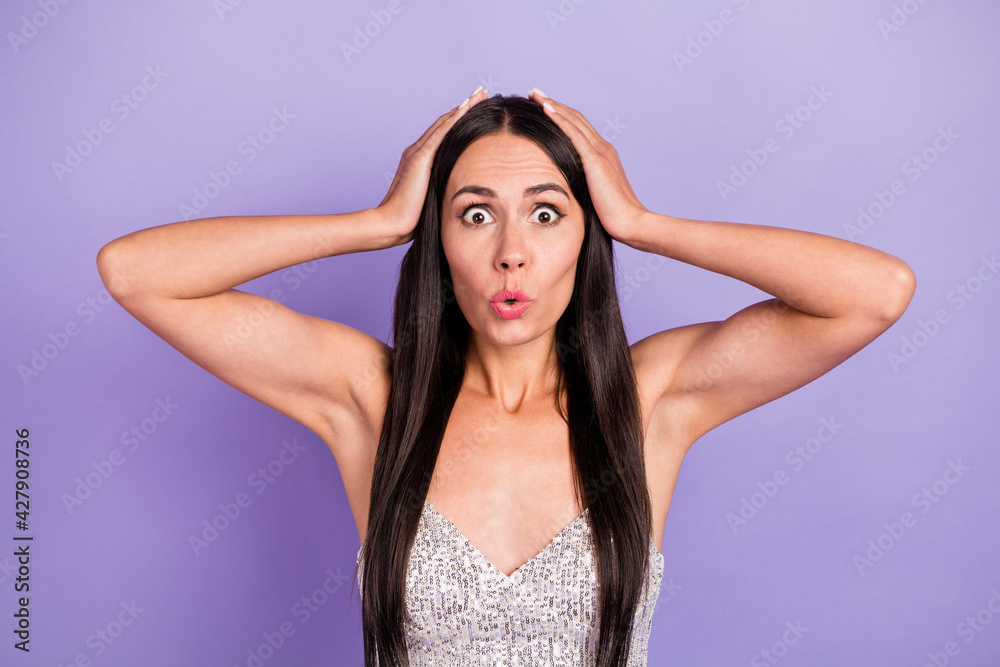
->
[495,221,527,271]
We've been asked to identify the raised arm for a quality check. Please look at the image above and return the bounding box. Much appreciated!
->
[96,209,402,444]
[527,88,916,447]
[625,213,916,444]
[96,85,489,453]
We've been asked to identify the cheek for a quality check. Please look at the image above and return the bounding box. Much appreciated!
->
[554,243,583,282]
[443,241,474,280]
[442,243,484,308]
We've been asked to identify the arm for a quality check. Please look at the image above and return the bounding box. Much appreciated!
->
[96,209,403,444]
[626,212,916,445]
[99,209,409,300]
[97,86,489,449]
[526,89,916,448]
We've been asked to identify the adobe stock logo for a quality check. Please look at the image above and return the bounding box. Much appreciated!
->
[339,0,411,63]
[877,0,936,41]
[51,65,169,183]
[716,84,833,202]
[852,459,970,576]
[842,125,959,241]
[545,0,592,31]
[750,620,808,667]
[17,286,120,386]
[177,107,294,220]
[188,438,307,557]
[671,0,754,73]
[921,587,1000,666]
[886,253,997,373]
[233,566,353,667]
[62,397,180,514]
[725,417,843,535]
[7,0,73,54]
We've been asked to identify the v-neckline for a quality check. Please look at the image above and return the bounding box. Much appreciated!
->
[424,500,588,582]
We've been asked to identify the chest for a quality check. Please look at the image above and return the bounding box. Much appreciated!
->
[422,398,586,577]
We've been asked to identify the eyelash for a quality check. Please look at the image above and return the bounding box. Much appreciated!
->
[458,201,565,227]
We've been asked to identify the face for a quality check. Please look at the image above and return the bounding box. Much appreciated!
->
[441,132,585,346]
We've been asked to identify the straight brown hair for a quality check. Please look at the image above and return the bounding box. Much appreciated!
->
[352,93,653,666]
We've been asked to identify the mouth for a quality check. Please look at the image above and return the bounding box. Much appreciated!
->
[490,289,532,304]
[490,289,532,319]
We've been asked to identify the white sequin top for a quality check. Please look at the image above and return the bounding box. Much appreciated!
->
[357,501,664,666]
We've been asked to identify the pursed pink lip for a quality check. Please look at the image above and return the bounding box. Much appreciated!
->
[490,289,532,320]
[490,289,531,304]
[491,301,530,319]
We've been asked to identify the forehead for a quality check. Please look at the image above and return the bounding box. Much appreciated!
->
[446,132,567,193]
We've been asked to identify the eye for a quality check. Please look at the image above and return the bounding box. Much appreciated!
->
[457,202,565,227]
[459,204,494,226]
[530,203,565,226]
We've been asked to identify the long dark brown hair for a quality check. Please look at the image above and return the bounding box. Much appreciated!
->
[351,93,653,666]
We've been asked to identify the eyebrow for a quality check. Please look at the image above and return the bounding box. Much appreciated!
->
[450,183,570,202]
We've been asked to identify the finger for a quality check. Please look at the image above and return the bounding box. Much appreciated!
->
[409,86,488,162]
[532,92,605,155]
[529,91,599,140]
[539,99,605,159]
[384,87,488,203]
[433,86,488,138]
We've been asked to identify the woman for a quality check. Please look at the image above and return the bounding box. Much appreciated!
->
[97,86,916,666]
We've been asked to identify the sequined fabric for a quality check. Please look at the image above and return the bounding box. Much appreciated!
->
[357,501,664,666]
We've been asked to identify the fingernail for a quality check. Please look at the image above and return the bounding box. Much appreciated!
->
[471,85,483,96]
[459,96,470,108]
[533,88,549,98]
[543,101,555,113]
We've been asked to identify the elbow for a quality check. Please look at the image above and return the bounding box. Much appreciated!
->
[875,260,917,325]
[96,241,134,301]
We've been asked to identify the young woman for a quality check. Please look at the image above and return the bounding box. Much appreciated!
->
[97,86,916,666]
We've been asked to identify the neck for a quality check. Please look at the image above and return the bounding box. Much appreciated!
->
[462,330,562,414]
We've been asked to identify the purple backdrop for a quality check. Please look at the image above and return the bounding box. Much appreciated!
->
[2,1,998,665]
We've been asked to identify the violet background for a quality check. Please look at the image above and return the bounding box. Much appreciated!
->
[2,1,999,665]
